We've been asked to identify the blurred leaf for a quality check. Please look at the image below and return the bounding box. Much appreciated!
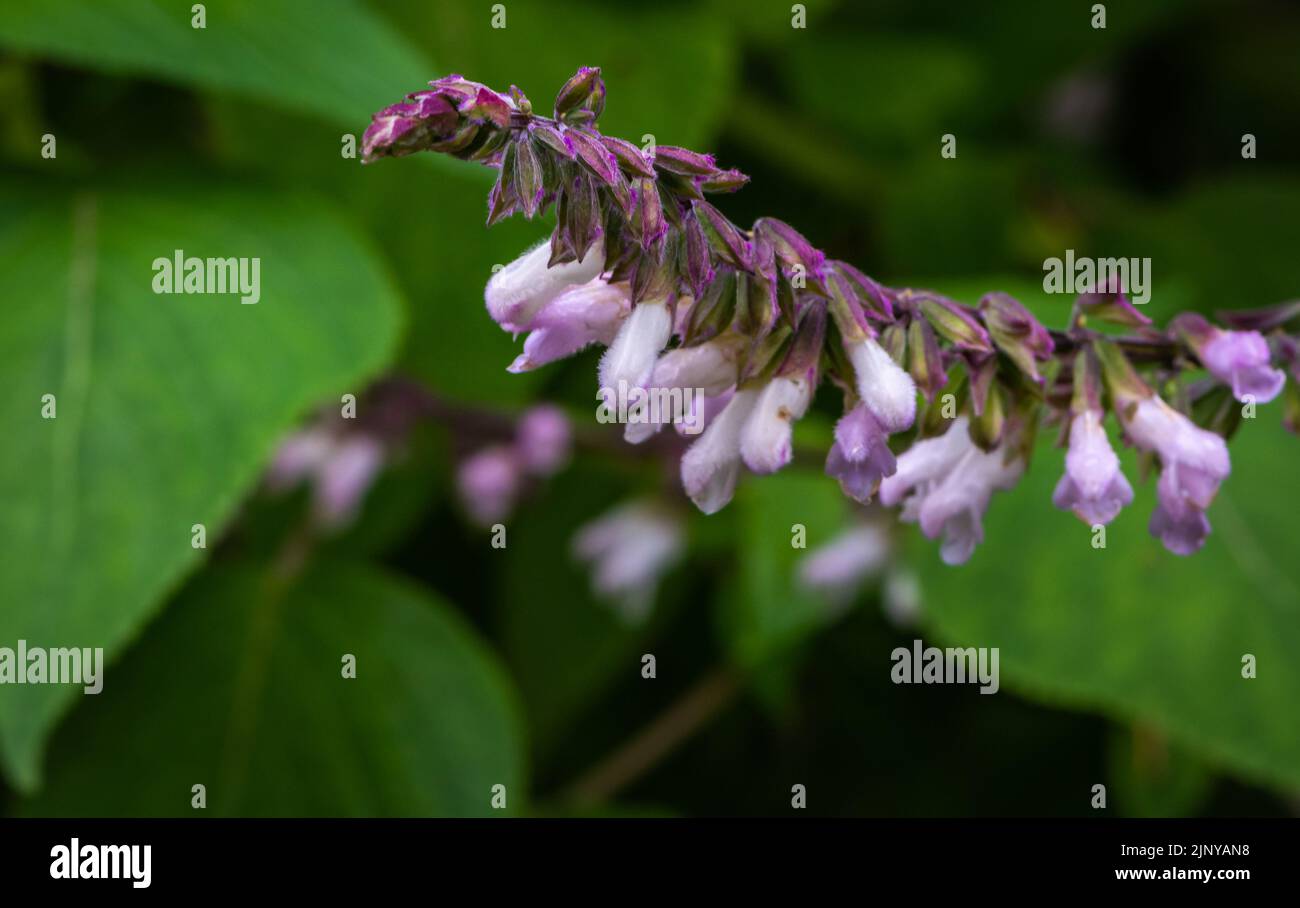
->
[377,0,737,151]
[0,0,434,136]
[781,34,983,152]
[721,470,848,668]
[0,180,403,790]
[915,420,1300,792]
[19,560,524,816]
[1099,177,1300,321]
[499,462,661,753]
[1108,725,1214,817]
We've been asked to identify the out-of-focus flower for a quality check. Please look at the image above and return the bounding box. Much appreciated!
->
[454,405,575,525]
[516,404,572,475]
[267,427,388,531]
[798,522,890,606]
[456,445,521,526]
[314,436,385,528]
[880,417,1023,565]
[572,501,685,622]
[882,567,923,628]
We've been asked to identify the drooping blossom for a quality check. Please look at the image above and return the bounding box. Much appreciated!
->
[825,403,897,504]
[599,298,673,391]
[847,336,917,433]
[622,334,742,443]
[508,278,631,373]
[880,417,1023,565]
[485,239,607,331]
[1052,409,1133,525]
[1122,394,1230,555]
[362,68,1295,562]
[679,388,760,514]
[572,501,685,622]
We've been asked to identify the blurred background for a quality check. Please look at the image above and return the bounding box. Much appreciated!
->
[1,0,1298,817]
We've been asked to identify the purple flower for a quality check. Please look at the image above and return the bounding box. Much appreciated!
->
[516,405,571,476]
[797,523,890,605]
[847,336,917,433]
[486,239,607,332]
[572,501,684,622]
[1200,329,1286,403]
[267,428,386,530]
[456,446,521,526]
[315,436,385,528]
[266,429,334,491]
[1052,409,1133,525]
[1149,464,1214,555]
[1121,395,1230,555]
[508,278,630,373]
[825,403,897,503]
[880,417,1023,565]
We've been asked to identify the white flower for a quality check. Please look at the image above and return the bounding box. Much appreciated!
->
[485,239,606,331]
[880,417,1022,565]
[623,337,743,444]
[798,523,890,605]
[739,374,813,474]
[598,298,672,391]
[572,502,685,623]
[848,336,917,433]
[680,388,759,514]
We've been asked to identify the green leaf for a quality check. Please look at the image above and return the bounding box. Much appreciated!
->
[0,0,434,133]
[499,462,660,754]
[0,181,403,790]
[721,469,848,668]
[914,419,1300,792]
[18,561,524,816]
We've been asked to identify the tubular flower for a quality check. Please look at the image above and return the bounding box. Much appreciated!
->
[365,68,1295,563]
[1052,409,1133,526]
